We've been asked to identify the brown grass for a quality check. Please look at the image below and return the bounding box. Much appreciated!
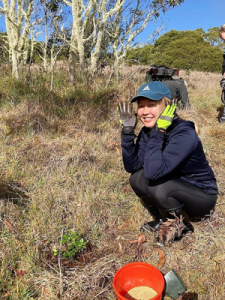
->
[0,66,224,299]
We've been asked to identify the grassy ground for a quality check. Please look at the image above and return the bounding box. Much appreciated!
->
[0,65,224,300]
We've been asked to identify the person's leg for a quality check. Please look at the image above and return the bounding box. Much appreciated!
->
[129,168,149,198]
[147,177,217,218]
[129,169,166,231]
[222,57,225,77]
[147,178,215,236]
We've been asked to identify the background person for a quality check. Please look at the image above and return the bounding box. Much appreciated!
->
[163,77,190,109]
[117,81,218,234]
[219,24,225,77]
[219,24,225,120]
[146,65,191,109]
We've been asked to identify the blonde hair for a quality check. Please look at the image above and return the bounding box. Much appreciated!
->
[219,24,225,38]
[219,24,225,32]
[162,97,171,107]
[156,97,171,119]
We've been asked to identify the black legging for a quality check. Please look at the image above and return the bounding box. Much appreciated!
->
[129,168,217,218]
[222,58,225,75]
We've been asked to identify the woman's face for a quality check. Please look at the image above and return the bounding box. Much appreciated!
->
[137,97,164,128]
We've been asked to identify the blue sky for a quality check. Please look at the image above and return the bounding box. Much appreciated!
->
[0,0,224,42]
[137,0,225,43]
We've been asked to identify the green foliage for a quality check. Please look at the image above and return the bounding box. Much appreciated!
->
[31,40,69,63]
[0,76,32,106]
[53,230,87,259]
[126,45,154,64]
[203,27,221,46]
[152,0,184,11]
[66,87,92,104]
[126,29,224,73]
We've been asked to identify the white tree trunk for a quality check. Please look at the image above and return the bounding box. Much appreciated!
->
[71,0,87,83]
[68,26,78,84]
[68,47,77,84]
[50,30,67,90]
[0,0,34,78]
[11,47,19,79]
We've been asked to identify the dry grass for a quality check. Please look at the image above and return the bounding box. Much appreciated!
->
[0,66,224,300]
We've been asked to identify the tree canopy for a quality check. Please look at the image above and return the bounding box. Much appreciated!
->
[126,28,224,73]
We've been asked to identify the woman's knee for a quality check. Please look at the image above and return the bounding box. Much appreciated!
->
[147,186,167,208]
[129,169,149,197]
[148,185,182,210]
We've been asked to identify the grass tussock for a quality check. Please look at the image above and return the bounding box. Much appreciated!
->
[0,65,224,299]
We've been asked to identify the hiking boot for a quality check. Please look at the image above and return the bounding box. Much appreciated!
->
[139,198,166,232]
[140,219,162,232]
[173,208,194,233]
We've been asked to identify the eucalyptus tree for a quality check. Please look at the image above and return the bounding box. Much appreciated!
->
[0,0,67,79]
[63,0,184,84]
[203,27,224,48]
[63,0,122,83]
[0,0,36,78]
[35,0,67,69]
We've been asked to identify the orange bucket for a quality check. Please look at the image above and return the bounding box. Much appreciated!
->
[113,262,165,300]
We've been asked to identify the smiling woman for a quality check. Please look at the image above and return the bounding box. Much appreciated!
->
[117,81,218,241]
[136,97,171,128]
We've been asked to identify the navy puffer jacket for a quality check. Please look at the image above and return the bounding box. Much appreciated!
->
[121,118,218,195]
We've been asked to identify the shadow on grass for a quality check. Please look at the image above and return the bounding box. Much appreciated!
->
[0,180,29,206]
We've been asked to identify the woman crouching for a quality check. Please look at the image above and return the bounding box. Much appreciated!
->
[117,81,218,234]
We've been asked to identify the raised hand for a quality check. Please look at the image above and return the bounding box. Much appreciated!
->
[117,101,137,134]
[155,101,177,133]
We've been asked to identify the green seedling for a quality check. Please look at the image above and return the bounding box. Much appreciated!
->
[53,230,87,259]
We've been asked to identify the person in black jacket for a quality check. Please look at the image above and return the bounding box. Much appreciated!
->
[146,65,191,109]
[219,24,225,77]
[163,78,190,109]
[117,81,218,233]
